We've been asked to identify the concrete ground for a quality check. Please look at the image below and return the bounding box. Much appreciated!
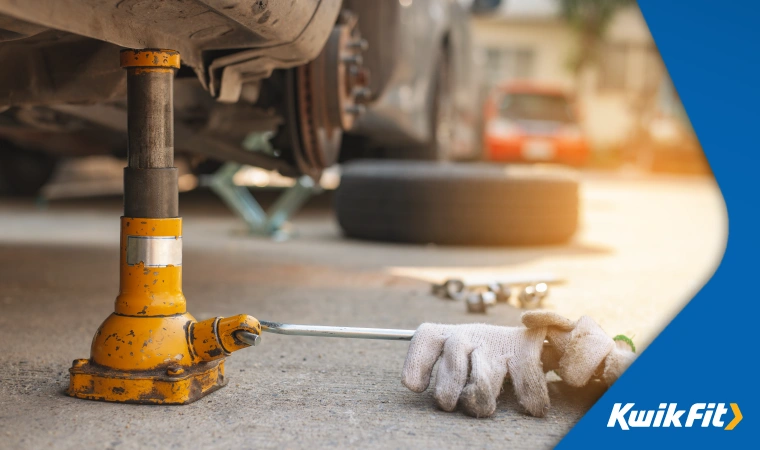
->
[0,171,726,449]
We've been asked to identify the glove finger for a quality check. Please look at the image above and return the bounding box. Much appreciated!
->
[602,340,636,386]
[459,347,507,418]
[402,323,449,393]
[559,316,614,386]
[507,328,550,417]
[546,328,572,353]
[522,311,575,331]
[433,335,472,412]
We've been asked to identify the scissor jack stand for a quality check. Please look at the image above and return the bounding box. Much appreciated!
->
[67,49,262,405]
[205,161,318,241]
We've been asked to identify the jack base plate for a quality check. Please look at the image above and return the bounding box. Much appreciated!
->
[68,358,226,405]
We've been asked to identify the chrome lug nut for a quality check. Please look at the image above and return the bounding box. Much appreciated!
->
[352,87,373,103]
[432,278,466,300]
[466,291,497,314]
[487,282,512,303]
[518,283,549,309]
[342,54,363,66]
[348,38,369,51]
[345,105,366,116]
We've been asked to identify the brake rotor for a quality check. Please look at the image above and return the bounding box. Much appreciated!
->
[290,12,370,180]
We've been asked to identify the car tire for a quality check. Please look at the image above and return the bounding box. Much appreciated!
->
[0,141,58,197]
[335,160,579,246]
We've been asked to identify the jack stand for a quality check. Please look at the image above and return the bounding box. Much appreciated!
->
[205,136,319,240]
[68,49,261,405]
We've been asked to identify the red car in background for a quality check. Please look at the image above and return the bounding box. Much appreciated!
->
[483,82,589,166]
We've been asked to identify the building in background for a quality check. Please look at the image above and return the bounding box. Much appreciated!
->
[471,0,671,159]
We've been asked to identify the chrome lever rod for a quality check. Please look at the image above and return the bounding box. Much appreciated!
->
[260,320,416,340]
[235,321,555,351]
[234,321,415,345]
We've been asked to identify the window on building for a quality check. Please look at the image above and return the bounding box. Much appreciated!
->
[484,47,535,87]
[598,43,663,94]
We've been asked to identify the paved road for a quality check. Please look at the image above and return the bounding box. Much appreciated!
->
[0,172,725,449]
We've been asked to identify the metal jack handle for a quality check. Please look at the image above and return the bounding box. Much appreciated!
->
[233,321,616,387]
[234,321,558,350]
[235,320,416,345]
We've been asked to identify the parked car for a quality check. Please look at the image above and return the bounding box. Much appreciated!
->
[483,82,589,166]
[0,1,579,247]
[0,0,479,196]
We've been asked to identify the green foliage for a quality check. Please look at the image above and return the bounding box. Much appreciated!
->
[559,0,636,34]
[613,334,636,353]
[556,0,636,74]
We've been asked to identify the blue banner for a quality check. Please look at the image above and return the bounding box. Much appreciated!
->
[560,0,757,446]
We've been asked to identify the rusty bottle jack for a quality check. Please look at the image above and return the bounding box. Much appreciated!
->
[67,49,260,405]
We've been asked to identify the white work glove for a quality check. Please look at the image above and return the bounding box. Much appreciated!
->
[522,311,636,387]
[402,313,636,419]
[402,323,549,418]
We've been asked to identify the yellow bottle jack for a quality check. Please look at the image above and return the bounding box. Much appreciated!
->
[67,49,260,405]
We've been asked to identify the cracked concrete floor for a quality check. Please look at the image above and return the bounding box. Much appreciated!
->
[0,171,725,449]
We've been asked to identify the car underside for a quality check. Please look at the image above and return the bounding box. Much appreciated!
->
[0,0,418,193]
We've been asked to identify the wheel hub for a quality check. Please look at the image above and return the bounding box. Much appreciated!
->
[291,11,370,179]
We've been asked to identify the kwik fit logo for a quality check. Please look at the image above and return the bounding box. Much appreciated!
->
[608,403,742,430]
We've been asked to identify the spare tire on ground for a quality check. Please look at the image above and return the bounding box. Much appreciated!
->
[335,160,579,246]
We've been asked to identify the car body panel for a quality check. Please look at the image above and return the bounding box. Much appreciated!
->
[0,0,340,105]
[0,0,482,178]
[350,0,481,159]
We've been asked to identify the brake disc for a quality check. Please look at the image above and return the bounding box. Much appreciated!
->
[289,11,370,180]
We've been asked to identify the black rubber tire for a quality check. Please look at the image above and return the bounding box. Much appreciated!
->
[0,141,58,197]
[335,161,579,246]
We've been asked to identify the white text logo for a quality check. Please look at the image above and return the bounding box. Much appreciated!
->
[607,403,742,430]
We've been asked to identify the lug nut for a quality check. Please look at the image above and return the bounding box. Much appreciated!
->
[466,291,497,314]
[342,54,363,66]
[349,65,370,83]
[431,278,465,300]
[348,38,369,51]
[518,283,549,309]
[487,283,512,303]
[445,279,465,299]
[353,87,373,103]
[345,105,366,116]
